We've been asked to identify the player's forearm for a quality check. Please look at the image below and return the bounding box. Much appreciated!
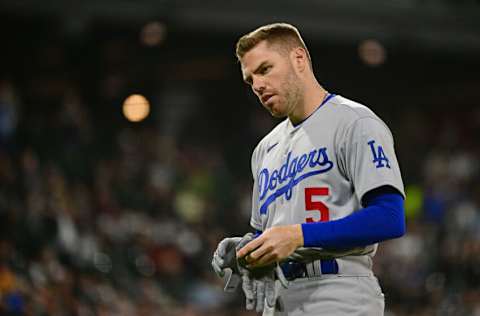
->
[301,192,405,249]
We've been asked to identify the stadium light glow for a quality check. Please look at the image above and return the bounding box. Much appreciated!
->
[140,21,166,47]
[358,39,386,67]
[122,94,150,122]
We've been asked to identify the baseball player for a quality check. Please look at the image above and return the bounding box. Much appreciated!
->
[212,23,406,316]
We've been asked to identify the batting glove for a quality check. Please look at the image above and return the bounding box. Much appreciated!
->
[241,271,275,312]
[239,260,288,313]
[211,236,242,278]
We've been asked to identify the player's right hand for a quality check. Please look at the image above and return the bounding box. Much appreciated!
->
[237,224,303,268]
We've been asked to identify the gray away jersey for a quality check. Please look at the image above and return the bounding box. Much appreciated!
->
[250,94,405,260]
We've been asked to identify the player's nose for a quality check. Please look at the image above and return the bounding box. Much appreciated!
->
[252,77,266,95]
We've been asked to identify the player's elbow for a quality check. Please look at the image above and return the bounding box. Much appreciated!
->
[388,205,406,239]
[380,193,406,240]
[391,216,406,239]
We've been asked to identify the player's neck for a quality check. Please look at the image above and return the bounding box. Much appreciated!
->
[289,82,327,125]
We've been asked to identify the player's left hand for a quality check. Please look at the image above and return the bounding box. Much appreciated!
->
[236,224,304,268]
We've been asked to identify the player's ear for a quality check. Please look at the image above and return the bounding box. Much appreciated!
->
[290,47,307,73]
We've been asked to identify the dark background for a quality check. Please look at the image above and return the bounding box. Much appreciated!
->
[0,1,479,315]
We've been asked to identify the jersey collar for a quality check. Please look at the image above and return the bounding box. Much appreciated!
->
[290,93,336,128]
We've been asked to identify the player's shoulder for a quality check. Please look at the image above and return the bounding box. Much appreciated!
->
[330,95,380,122]
[251,119,288,160]
[330,95,393,137]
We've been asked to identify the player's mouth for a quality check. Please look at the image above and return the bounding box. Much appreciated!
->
[261,94,274,105]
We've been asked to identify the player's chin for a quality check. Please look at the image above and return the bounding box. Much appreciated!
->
[267,106,287,118]
[270,110,287,119]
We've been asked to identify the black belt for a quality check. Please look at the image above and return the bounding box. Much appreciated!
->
[280,259,339,281]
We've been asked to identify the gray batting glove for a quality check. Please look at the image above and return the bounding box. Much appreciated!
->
[239,261,286,313]
[241,271,279,313]
[241,271,256,310]
[241,272,268,312]
[211,237,242,278]
[212,233,257,292]
[257,274,277,313]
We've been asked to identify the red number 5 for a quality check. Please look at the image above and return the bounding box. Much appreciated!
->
[305,187,329,223]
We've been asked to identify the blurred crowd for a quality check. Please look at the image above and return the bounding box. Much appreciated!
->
[1,20,480,316]
[0,75,254,316]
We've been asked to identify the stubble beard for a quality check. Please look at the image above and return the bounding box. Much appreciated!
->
[278,70,303,118]
[266,61,304,118]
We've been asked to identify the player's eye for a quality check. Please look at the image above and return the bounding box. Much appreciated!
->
[259,65,271,75]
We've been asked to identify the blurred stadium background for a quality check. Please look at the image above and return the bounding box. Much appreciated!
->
[0,1,480,315]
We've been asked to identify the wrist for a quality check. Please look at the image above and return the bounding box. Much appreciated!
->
[292,224,304,247]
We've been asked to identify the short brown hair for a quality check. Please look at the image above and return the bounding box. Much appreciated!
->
[235,23,311,66]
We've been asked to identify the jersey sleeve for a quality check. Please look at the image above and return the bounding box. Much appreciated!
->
[342,117,405,203]
[250,145,263,231]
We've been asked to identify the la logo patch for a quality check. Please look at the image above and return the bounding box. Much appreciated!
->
[368,140,390,169]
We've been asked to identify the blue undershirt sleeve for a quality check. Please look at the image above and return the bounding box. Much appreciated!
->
[301,186,406,249]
